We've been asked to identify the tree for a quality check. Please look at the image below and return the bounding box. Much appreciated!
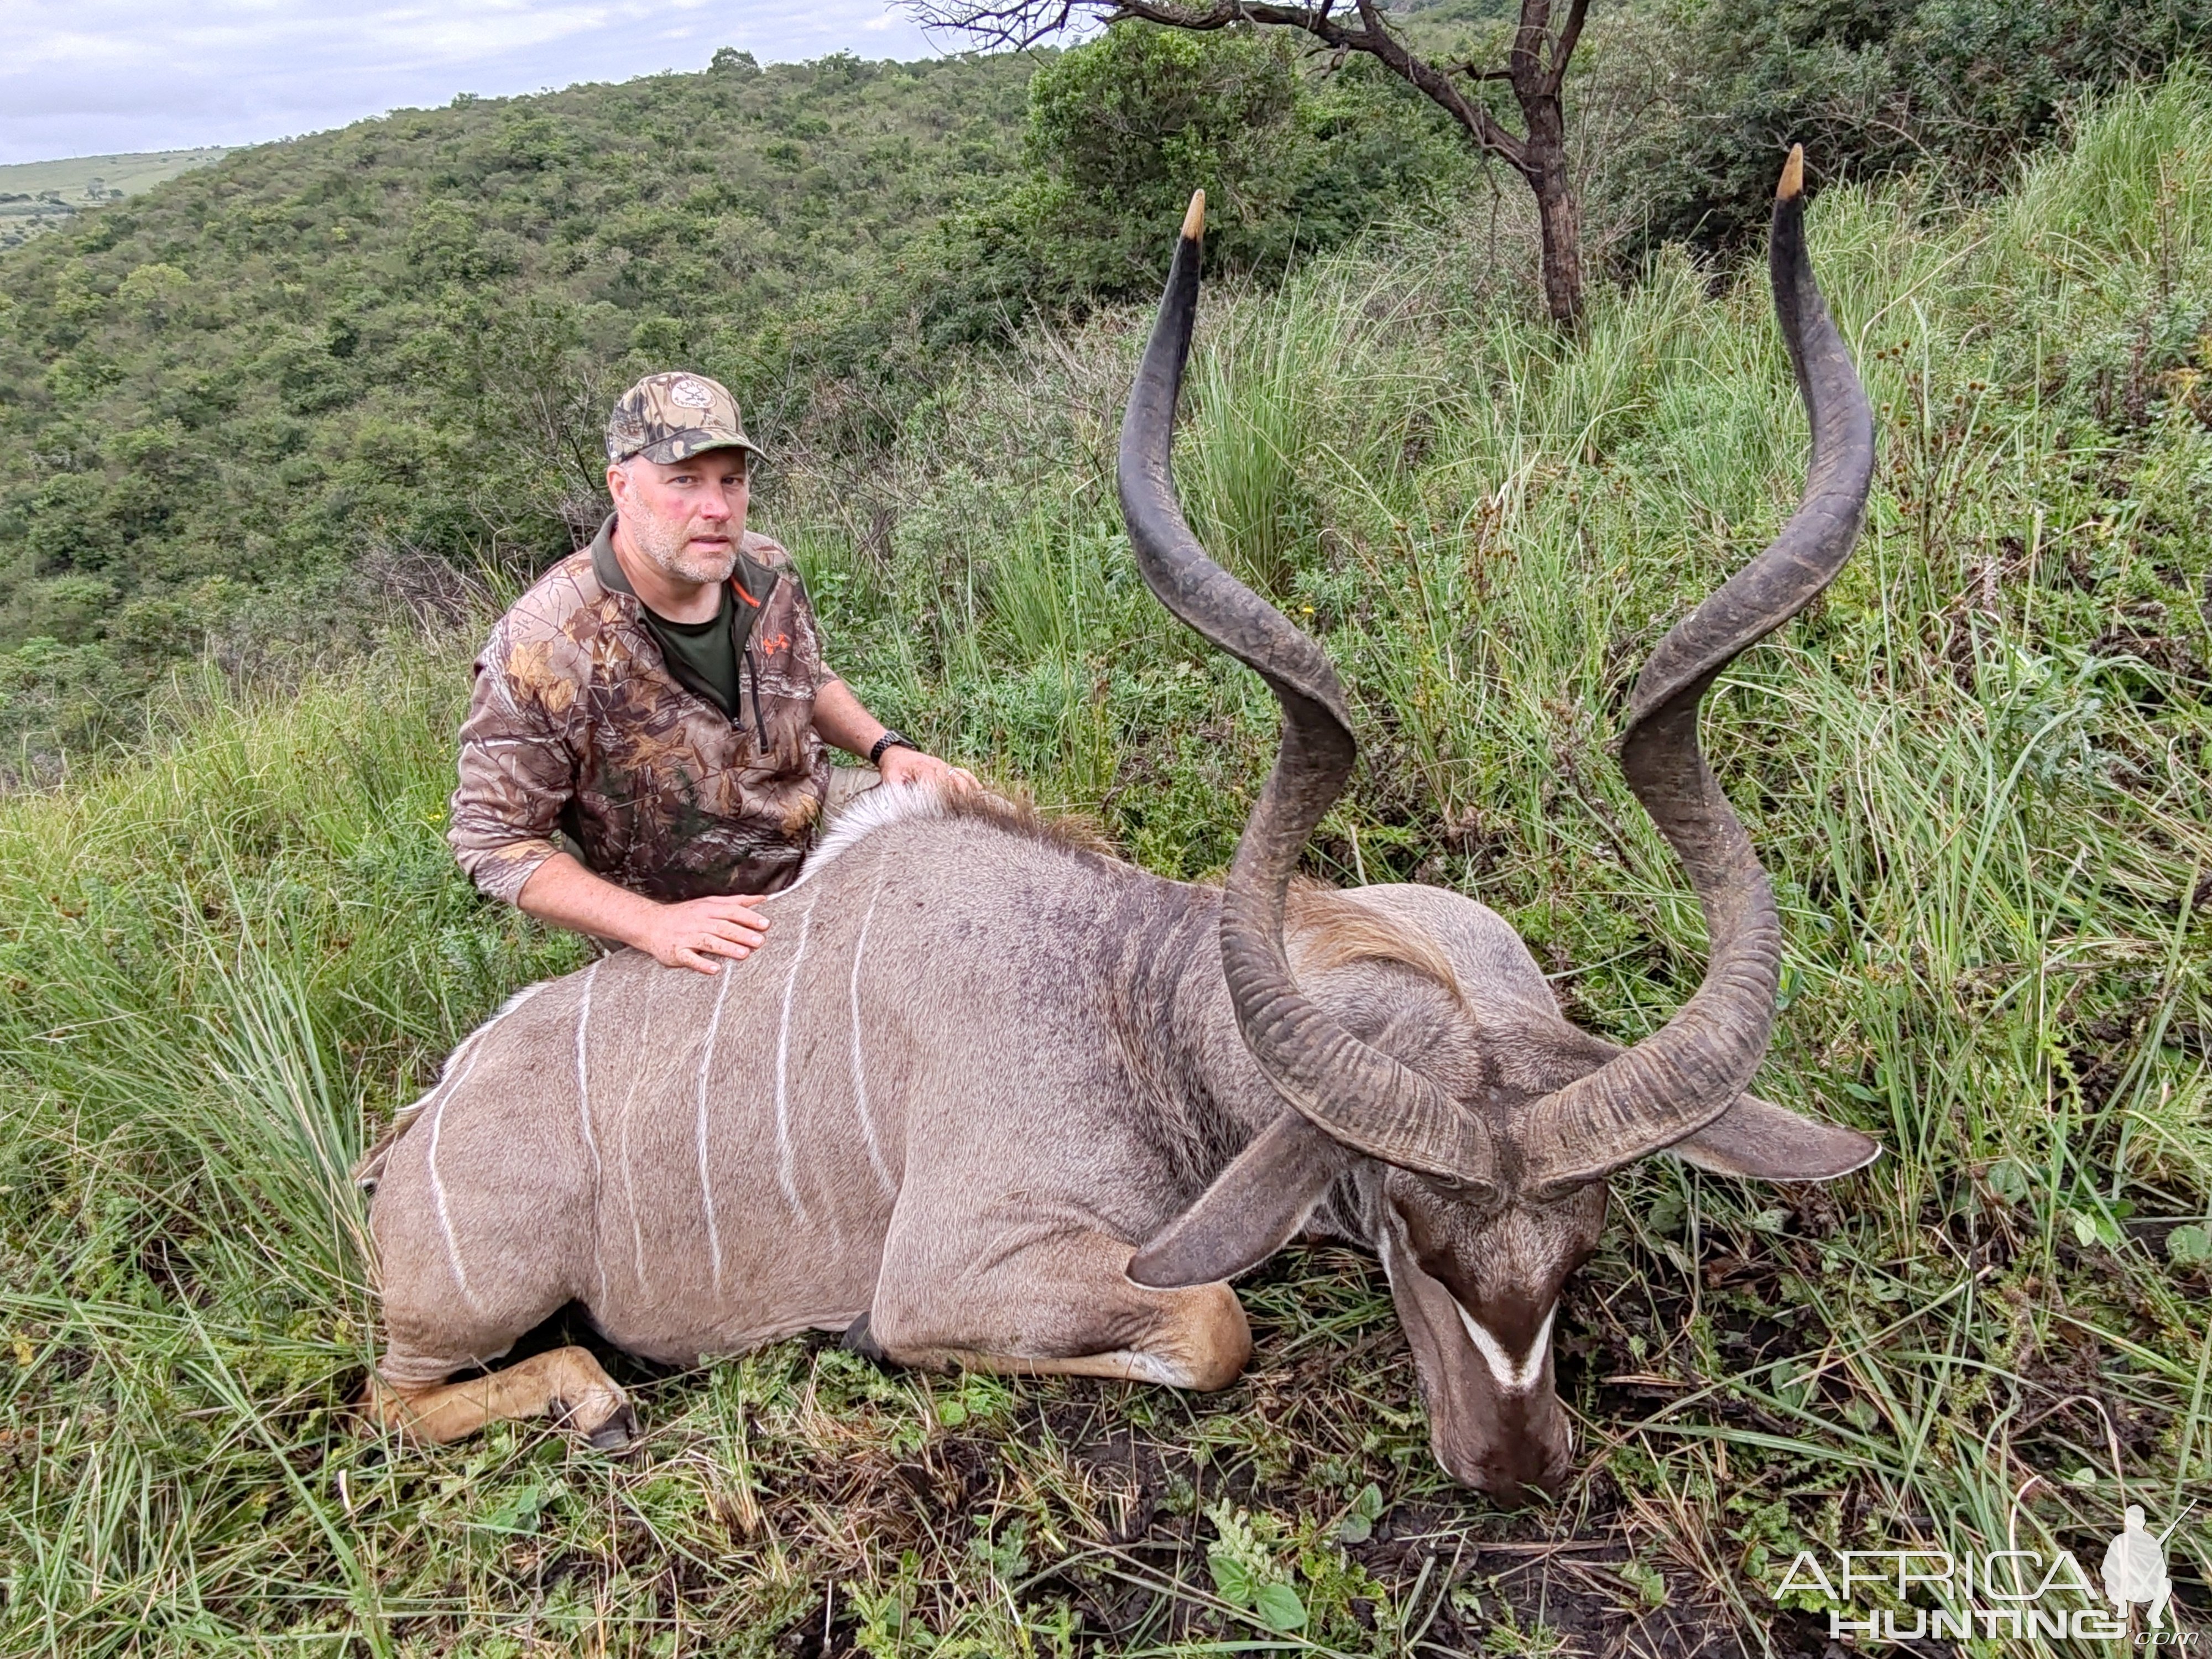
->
[912,0,1596,327]
[899,24,1472,343]
[1605,0,2212,254]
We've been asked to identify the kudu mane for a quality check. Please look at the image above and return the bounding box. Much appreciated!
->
[802,772,1464,998]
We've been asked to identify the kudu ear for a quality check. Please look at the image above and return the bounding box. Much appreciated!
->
[1129,1114,1352,1290]
[1671,1094,1880,1182]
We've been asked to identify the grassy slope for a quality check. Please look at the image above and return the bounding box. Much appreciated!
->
[3,76,2211,1656]
[0,150,231,251]
[0,151,233,196]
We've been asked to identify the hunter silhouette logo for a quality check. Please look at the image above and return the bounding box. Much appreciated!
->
[2101,1506,2176,1629]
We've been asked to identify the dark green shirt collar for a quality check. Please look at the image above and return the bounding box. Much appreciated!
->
[589,515,782,724]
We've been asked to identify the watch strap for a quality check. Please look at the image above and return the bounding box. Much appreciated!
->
[869,731,919,768]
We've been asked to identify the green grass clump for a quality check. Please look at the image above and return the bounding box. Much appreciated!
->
[6,77,2212,1654]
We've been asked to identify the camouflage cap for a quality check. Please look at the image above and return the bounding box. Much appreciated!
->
[605,371,765,466]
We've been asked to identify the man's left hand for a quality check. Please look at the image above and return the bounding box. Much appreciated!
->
[879,747,977,793]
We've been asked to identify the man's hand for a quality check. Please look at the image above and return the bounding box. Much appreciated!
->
[635,893,771,975]
[515,852,771,975]
[878,745,978,793]
[812,680,977,794]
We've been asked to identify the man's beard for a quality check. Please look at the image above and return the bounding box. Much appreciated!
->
[630,510,738,586]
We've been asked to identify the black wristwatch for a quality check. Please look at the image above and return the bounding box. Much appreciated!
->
[868,730,920,768]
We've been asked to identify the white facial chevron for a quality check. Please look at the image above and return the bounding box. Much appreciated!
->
[1455,1302,1556,1394]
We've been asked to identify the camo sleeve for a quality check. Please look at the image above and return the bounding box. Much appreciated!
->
[446,610,588,906]
[791,567,835,691]
[744,531,836,693]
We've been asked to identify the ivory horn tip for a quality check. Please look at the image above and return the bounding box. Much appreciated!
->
[1777,144,1805,202]
[1182,189,1206,242]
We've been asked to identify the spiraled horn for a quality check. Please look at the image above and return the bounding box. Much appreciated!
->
[1517,145,1876,1196]
[1117,191,1498,1190]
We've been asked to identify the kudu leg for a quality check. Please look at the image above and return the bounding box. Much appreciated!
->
[868,1229,1253,1390]
[362,1346,637,1447]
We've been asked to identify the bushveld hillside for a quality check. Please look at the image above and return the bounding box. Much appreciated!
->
[1,64,2208,1652]
[0,37,1472,780]
[6,1,2203,785]
[0,51,1037,773]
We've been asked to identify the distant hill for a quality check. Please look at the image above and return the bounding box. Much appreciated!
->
[0,39,1466,761]
[0,53,1040,687]
[0,148,231,249]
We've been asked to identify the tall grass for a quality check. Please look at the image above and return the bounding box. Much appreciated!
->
[5,76,2211,1653]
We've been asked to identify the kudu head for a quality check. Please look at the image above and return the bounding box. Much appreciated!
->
[1115,161,1880,1501]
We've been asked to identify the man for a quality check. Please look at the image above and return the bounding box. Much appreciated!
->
[448,371,969,973]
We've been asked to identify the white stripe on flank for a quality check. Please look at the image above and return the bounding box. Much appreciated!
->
[1455,1302,1556,1394]
[619,993,656,1293]
[848,863,893,1192]
[575,959,607,1306]
[424,1034,493,1311]
[695,955,737,1293]
[375,980,546,1154]
[773,892,820,1215]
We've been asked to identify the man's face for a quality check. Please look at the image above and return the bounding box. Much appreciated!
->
[607,450,751,586]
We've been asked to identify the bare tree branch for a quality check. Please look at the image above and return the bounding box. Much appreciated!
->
[1547,0,1592,96]
[907,0,1589,324]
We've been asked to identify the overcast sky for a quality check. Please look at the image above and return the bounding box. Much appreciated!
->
[0,1,955,165]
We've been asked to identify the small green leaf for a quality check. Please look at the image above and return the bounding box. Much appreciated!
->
[1751,1206,1791,1234]
[1207,1551,1258,1609]
[2167,1223,2212,1265]
[1775,959,1804,1012]
[936,1397,967,1427]
[1987,1160,2032,1205]
[2070,1208,2124,1248]
[1619,1560,1668,1609]
[1773,1359,1814,1410]
[1253,1581,1308,1631]
[1843,1398,1878,1432]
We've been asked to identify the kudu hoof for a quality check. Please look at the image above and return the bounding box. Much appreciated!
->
[586,1404,639,1451]
[841,1312,891,1368]
[551,1392,638,1450]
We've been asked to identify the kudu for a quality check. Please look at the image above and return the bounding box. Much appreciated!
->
[364,150,1877,1496]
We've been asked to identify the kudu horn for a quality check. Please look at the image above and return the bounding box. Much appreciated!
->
[1118,191,1501,1191]
[1516,145,1875,1194]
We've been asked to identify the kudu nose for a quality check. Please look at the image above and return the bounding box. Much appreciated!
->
[1433,1392,1574,1503]
[1451,1437,1571,1504]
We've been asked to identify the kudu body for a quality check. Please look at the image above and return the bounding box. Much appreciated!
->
[367,156,1878,1495]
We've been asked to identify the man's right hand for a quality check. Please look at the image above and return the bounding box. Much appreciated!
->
[634,893,771,975]
[515,851,773,974]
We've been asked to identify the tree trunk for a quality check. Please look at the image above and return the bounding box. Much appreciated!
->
[1522,95,1583,330]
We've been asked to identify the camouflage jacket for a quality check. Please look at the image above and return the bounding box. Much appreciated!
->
[448,517,835,905]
